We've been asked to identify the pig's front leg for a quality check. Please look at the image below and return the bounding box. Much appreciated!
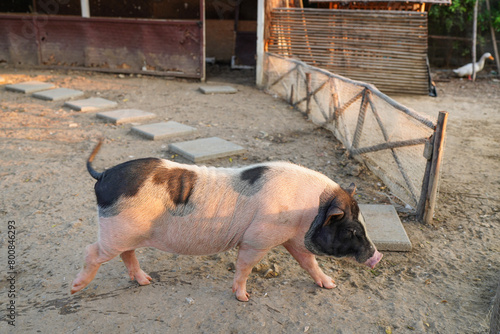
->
[284,242,336,289]
[232,245,269,302]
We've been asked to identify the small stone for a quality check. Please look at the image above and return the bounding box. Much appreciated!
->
[271,263,280,275]
[253,261,270,273]
[185,297,194,305]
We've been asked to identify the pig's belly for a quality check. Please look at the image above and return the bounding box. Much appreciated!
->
[146,214,249,255]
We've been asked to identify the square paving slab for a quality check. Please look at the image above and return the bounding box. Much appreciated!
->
[132,121,197,140]
[359,204,412,252]
[32,88,84,101]
[64,97,118,111]
[169,137,246,162]
[199,85,238,94]
[6,81,55,94]
[96,109,156,124]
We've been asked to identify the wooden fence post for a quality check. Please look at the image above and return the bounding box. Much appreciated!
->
[305,72,312,115]
[420,111,448,224]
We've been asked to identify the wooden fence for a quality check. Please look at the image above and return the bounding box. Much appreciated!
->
[264,53,447,222]
[267,8,430,95]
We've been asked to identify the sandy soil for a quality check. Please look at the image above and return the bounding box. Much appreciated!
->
[0,66,499,334]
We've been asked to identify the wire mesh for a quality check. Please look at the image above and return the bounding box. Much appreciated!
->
[265,53,437,210]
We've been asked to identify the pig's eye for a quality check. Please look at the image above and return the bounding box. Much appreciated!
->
[342,228,356,239]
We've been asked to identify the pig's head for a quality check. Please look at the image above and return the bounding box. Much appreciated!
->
[305,184,382,268]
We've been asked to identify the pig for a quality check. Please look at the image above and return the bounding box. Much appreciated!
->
[71,140,382,301]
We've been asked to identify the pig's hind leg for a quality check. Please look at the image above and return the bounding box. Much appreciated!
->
[120,250,152,285]
[284,242,336,289]
[232,244,270,302]
[71,242,120,294]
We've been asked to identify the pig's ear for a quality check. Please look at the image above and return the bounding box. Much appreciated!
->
[346,183,356,196]
[323,207,344,227]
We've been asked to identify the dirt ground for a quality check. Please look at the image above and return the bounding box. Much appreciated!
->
[0,65,499,334]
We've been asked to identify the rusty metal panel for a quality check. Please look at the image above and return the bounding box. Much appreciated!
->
[0,15,39,65]
[0,13,205,79]
[40,16,203,77]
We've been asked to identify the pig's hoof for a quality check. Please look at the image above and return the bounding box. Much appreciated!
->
[132,270,153,286]
[232,284,250,302]
[316,276,336,289]
[235,291,250,302]
[70,280,86,294]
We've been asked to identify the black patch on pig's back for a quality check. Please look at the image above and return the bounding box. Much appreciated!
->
[234,165,270,196]
[153,167,197,206]
[95,158,163,213]
[241,166,270,185]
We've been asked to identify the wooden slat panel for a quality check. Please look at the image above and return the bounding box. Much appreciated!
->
[310,0,451,4]
[267,8,429,95]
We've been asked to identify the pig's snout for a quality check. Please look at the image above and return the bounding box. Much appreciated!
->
[364,250,383,269]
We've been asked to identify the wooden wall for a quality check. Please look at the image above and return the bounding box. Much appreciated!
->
[267,8,430,95]
[206,20,256,61]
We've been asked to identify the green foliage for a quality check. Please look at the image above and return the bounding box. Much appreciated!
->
[429,0,500,34]
[482,6,500,32]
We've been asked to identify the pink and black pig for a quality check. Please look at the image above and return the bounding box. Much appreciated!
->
[71,140,382,301]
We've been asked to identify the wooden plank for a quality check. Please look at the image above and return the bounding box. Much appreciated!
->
[422,111,448,223]
[256,0,265,87]
[350,138,428,155]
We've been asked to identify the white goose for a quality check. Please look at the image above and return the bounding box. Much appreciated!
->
[453,52,494,79]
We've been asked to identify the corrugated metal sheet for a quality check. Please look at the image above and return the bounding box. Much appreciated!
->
[0,14,205,79]
[267,8,430,95]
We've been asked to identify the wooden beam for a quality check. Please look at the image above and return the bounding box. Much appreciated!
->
[80,0,90,18]
[422,111,448,224]
[350,138,427,155]
[485,0,500,76]
[472,0,478,81]
[256,0,265,87]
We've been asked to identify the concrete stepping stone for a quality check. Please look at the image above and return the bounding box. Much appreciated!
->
[6,81,55,94]
[132,121,197,140]
[199,85,237,94]
[169,137,246,163]
[32,88,84,101]
[359,204,412,252]
[96,109,156,124]
[64,97,118,112]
